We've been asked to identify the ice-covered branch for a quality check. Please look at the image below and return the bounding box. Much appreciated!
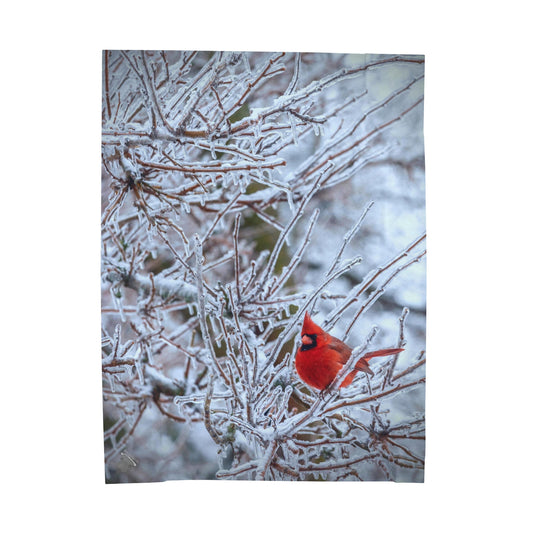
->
[194,235,230,386]
[101,50,425,482]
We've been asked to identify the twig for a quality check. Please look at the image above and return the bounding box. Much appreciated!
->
[193,235,230,386]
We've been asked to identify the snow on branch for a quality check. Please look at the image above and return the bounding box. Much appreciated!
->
[102,50,426,482]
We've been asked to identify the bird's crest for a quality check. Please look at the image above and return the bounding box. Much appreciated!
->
[302,311,324,336]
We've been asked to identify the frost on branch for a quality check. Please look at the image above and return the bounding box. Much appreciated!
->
[101,51,426,482]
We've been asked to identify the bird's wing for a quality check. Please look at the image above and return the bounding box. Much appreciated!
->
[327,336,353,364]
[327,336,379,376]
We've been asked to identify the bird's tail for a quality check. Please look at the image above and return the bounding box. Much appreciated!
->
[364,347,404,362]
[341,348,404,386]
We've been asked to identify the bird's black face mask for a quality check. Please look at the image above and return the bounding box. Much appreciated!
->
[300,333,317,351]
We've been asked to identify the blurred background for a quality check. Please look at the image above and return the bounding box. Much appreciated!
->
[101,51,425,482]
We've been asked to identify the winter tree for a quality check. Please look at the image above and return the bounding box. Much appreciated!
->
[101,50,426,482]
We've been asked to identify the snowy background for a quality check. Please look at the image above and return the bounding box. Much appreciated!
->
[101,51,426,482]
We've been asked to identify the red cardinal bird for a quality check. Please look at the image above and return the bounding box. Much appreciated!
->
[295,312,403,391]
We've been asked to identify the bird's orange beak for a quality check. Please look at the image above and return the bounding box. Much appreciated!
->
[301,334,314,346]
